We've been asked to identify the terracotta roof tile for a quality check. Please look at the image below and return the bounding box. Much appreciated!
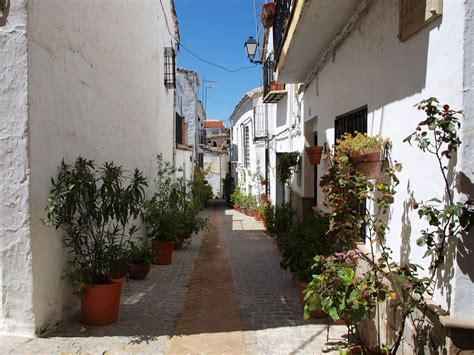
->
[204,120,225,129]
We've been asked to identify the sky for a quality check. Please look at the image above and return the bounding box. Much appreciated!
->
[174,0,263,126]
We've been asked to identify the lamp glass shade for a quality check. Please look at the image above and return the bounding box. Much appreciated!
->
[244,36,258,60]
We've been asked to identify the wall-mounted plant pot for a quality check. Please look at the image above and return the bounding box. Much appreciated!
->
[81,282,123,325]
[350,151,383,179]
[152,241,174,265]
[128,262,151,280]
[261,3,276,28]
[270,81,284,91]
[305,146,324,165]
[294,279,327,318]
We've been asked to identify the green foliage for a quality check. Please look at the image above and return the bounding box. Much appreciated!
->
[258,193,270,217]
[128,238,155,264]
[336,132,388,157]
[279,213,338,282]
[45,157,147,292]
[277,152,300,185]
[404,98,473,271]
[266,203,295,236]
[193,165,213,209]
[230,187,244,207]
[223,173,235,203]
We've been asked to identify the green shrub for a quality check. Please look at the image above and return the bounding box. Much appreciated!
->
[266,203,295,236]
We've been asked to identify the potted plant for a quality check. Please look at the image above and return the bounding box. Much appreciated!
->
[304,145,324,165]
[270,80,284,92]
[144,154,181,265]
[336,133,388,179]
[231,187,243,212]
[128,239,154,280]
[279,213,337,318]
[45,158,147,325]
[261,3,276,28]
[175,203,208,250]
[277,151,300,203]
[223,173,235,208]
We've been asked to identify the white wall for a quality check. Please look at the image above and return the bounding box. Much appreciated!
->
[25,0,177,332]
[0,0,36,336]
[303,0,467,313]
[175,148,194,183]
[203,151,228,198]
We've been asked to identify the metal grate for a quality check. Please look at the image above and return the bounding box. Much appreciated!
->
[273,0,293,60]
[335,106,368,241]
[253,105,267,140]
[263,58,275,98]
[243,126,250,168]
[164,47,176,89]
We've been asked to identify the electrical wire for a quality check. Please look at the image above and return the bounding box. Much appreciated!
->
[158,0,258,73]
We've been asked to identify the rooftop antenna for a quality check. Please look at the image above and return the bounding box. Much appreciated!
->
[203,78,218,114]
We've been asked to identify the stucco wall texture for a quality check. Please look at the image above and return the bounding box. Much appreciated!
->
[1,0,177,335]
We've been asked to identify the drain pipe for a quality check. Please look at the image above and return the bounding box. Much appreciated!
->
[299,0,371,94]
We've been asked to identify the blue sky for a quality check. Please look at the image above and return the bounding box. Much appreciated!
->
[174,0,262,125]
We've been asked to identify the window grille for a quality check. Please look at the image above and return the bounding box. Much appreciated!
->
[164,47,176,89]
[335,106,368,241]
[243,126,250,168]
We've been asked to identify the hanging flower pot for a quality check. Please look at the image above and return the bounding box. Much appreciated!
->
[261,3,276,28]
[350,151,383,179]
[152,241,174,265]
[305,146,324,165]
[81,282,123,325]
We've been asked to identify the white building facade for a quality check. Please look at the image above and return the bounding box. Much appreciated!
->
[0,0,179,336]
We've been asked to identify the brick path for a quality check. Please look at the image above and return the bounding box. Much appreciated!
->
[0,201,345,354]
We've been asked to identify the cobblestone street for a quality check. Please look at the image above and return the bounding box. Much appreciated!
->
[0,201,345,354]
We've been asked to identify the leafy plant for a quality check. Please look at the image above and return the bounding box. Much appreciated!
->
[128,238,155,264]
[336,132,388,157]
[266,203,295,237]
[277,152,300,185]
[193,165,213,208]
[45,157,147,293]
[280,213,337,282]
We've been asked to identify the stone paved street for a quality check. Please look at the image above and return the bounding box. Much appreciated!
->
[0,201,345,354]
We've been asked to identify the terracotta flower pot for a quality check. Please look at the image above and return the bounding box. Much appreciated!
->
[247,210,255,217]
[270,81,284,91]
[255,213,261,221]
[81,282,123,325]
[235,206,240,212]
[305,146,324,165]
[152,241,174,265]
[351,151,383,179]
[128,262,151,280]
[261,3,276,28]
[294,280,327,318]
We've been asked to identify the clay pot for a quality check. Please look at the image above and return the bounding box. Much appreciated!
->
[270,81,284,91]
[235,206,240,212]
[81,281,123,325]
[294,280,327,318]
[261,3,276,28]
[255,213,261,221]
[128,262,151,280]
[247,210,255,217]
[152,241,174,265]
[351,151,383,179]
[305,146,324,165]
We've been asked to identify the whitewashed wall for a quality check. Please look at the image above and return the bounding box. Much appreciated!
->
[303,0,469,315]
[0,0,178,335]
[0,0,35,336]
[203,151,229,198]
[175,148,194,182]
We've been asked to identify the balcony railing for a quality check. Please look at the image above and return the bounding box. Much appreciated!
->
[253,105,267,140]
[263,57,287,104]
[273,0,293,60]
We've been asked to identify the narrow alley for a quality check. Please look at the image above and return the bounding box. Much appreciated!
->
[0,201,345,354]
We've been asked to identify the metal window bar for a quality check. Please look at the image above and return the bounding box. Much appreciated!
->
[263,58,275,98]
[164,47,176,89]
[244,126,250,168]
[335,106,368,241]
[273,0,293,60]
[253,105,268,139]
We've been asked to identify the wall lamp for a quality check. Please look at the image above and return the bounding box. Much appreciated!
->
[244,36,263,65]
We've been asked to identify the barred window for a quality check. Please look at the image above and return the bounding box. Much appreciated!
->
[164,47,176,89]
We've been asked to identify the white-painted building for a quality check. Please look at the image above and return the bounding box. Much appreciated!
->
[0,0,179,336]
[203,147,229,199]
[253,0,473,352]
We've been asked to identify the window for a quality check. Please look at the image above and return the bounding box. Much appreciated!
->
[243,125,250,168]
[335,106,368,241]
[253,105,267,139]
[164,47,176,89]
[176,113,184,145]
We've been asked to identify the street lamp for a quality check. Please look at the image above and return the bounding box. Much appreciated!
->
[244,36,262,64]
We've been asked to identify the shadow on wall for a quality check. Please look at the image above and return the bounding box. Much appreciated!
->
[367,6,443,114]
[400,180,415,264]
[455,171,474,281]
